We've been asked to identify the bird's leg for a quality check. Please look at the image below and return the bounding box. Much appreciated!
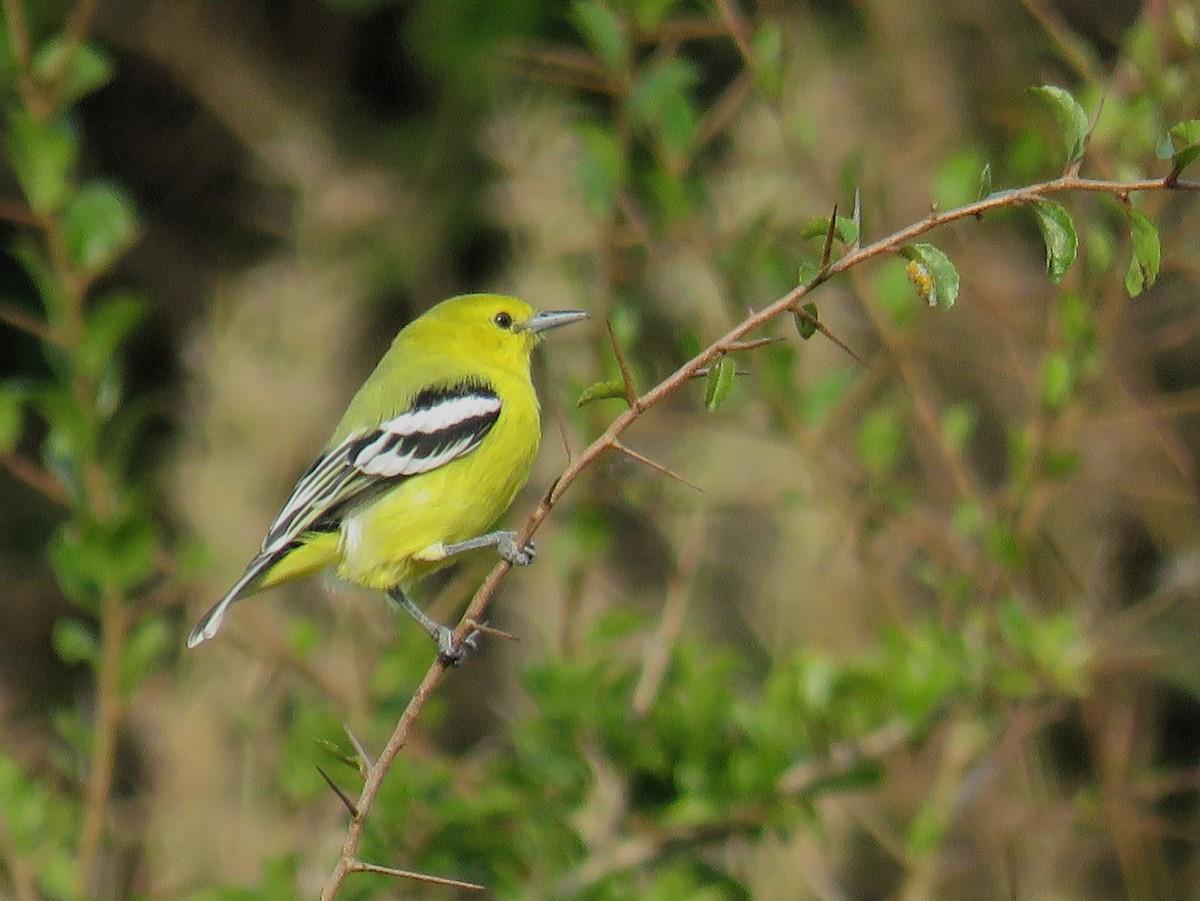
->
[440,529,537,565]
[386,587,480,665]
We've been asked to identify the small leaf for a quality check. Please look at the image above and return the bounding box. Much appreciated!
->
[1164,120,1200,178]
[5,111,77,213]
[576,124,626,214]
[577,379,628,407]
[0,384,23,454]
[61,180,139,273]
[801,215,858,245]
[628,59,699,162]
[628,57,697,128]
[120,618,171,695]
[1029,85,1089,164]
[1030,199,1078,284]
[1171,145,1200,178]
[76,292,146,381]
[898,243,959,309]
[52,618,97,666]
[1039,352,1074,411]
[1168,119,1200,150]
[752,23,784,97]
[792,302,819,339]
[976,162,993,200]
[33,37,114,106]
[1124,209,1160,297]
[704,355,734,411]
[573,1,630,71]
[798,261,820,286]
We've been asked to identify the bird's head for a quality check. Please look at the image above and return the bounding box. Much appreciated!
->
[420,294,589,370]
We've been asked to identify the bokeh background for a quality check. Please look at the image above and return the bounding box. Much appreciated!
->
[2,0,1200,898]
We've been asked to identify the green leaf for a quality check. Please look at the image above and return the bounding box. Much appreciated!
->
[49,512,159,608]
[572,1,629,71]
[800,215,858,245]
[703,355,734,411]
[752,23,784,97]
[577,379,628,407]
[32,37,114,106]
[0,384,23,453]
[1166,119,1200,152]
[792,302,819,339]
[632,0,680,31]
[52,618,97,666]
[5,111,77,213]
[1029,85,1089,164]
[120,617,171,695]
[856,403,906,476]
[1039,352,1074,411]
[1030,199,1078,283]
[61,180,139,273]
[1164,121,1200,178]
[576,123,626,214]
[939,403,976,453]
[1123,209,1160,297]
[798,261,820,286]
[77,292,146,381]
[898,243,959,309]
[627,58,699,144]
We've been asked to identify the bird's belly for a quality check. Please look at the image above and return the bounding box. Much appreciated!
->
[336,432,536,591]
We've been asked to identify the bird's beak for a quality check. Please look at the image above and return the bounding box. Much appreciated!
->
[521,309,590,334]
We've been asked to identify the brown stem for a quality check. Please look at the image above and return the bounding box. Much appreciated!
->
[76,591,127,897]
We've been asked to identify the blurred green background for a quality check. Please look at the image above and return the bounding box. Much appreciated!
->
[2,0,1200,898]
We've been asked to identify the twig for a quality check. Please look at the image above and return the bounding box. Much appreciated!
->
[320,170,1198,899]
[0,304,58,345]
[77,592,128,897]
[1,453,70,505]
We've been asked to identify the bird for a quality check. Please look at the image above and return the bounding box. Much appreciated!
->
[186,293,588,660]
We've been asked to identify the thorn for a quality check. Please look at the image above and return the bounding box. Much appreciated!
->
[790,304,864,365]
[610,440,704,493]
[342,722,374,771]
[348,858,486,891]
[553,402,575,462]
[813,319,864,365]
[721,336,785,353]
[463,619,521,643]
[317,765,360,819]
[820,203,838,270]
[694,366,749,378]
[852,187,862,250]
[605,319,640,410]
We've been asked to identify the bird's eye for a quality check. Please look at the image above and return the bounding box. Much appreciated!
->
[493,311,514,330]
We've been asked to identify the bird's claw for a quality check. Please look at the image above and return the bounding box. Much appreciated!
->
[497,533,536,566]
[435,623,484,667]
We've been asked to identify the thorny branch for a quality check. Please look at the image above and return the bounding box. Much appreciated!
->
[319,171,1199,899]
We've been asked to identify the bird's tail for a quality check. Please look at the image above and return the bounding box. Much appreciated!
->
[186,553,277,648]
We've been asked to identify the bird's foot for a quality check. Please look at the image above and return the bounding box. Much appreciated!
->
[495,531,536,566]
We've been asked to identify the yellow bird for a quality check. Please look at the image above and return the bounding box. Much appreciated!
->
[187,294,588,660]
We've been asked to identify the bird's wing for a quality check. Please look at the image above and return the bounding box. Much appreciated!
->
[259,382,502,556]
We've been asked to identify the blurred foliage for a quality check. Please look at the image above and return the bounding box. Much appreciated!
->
[0,1,1199,900]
